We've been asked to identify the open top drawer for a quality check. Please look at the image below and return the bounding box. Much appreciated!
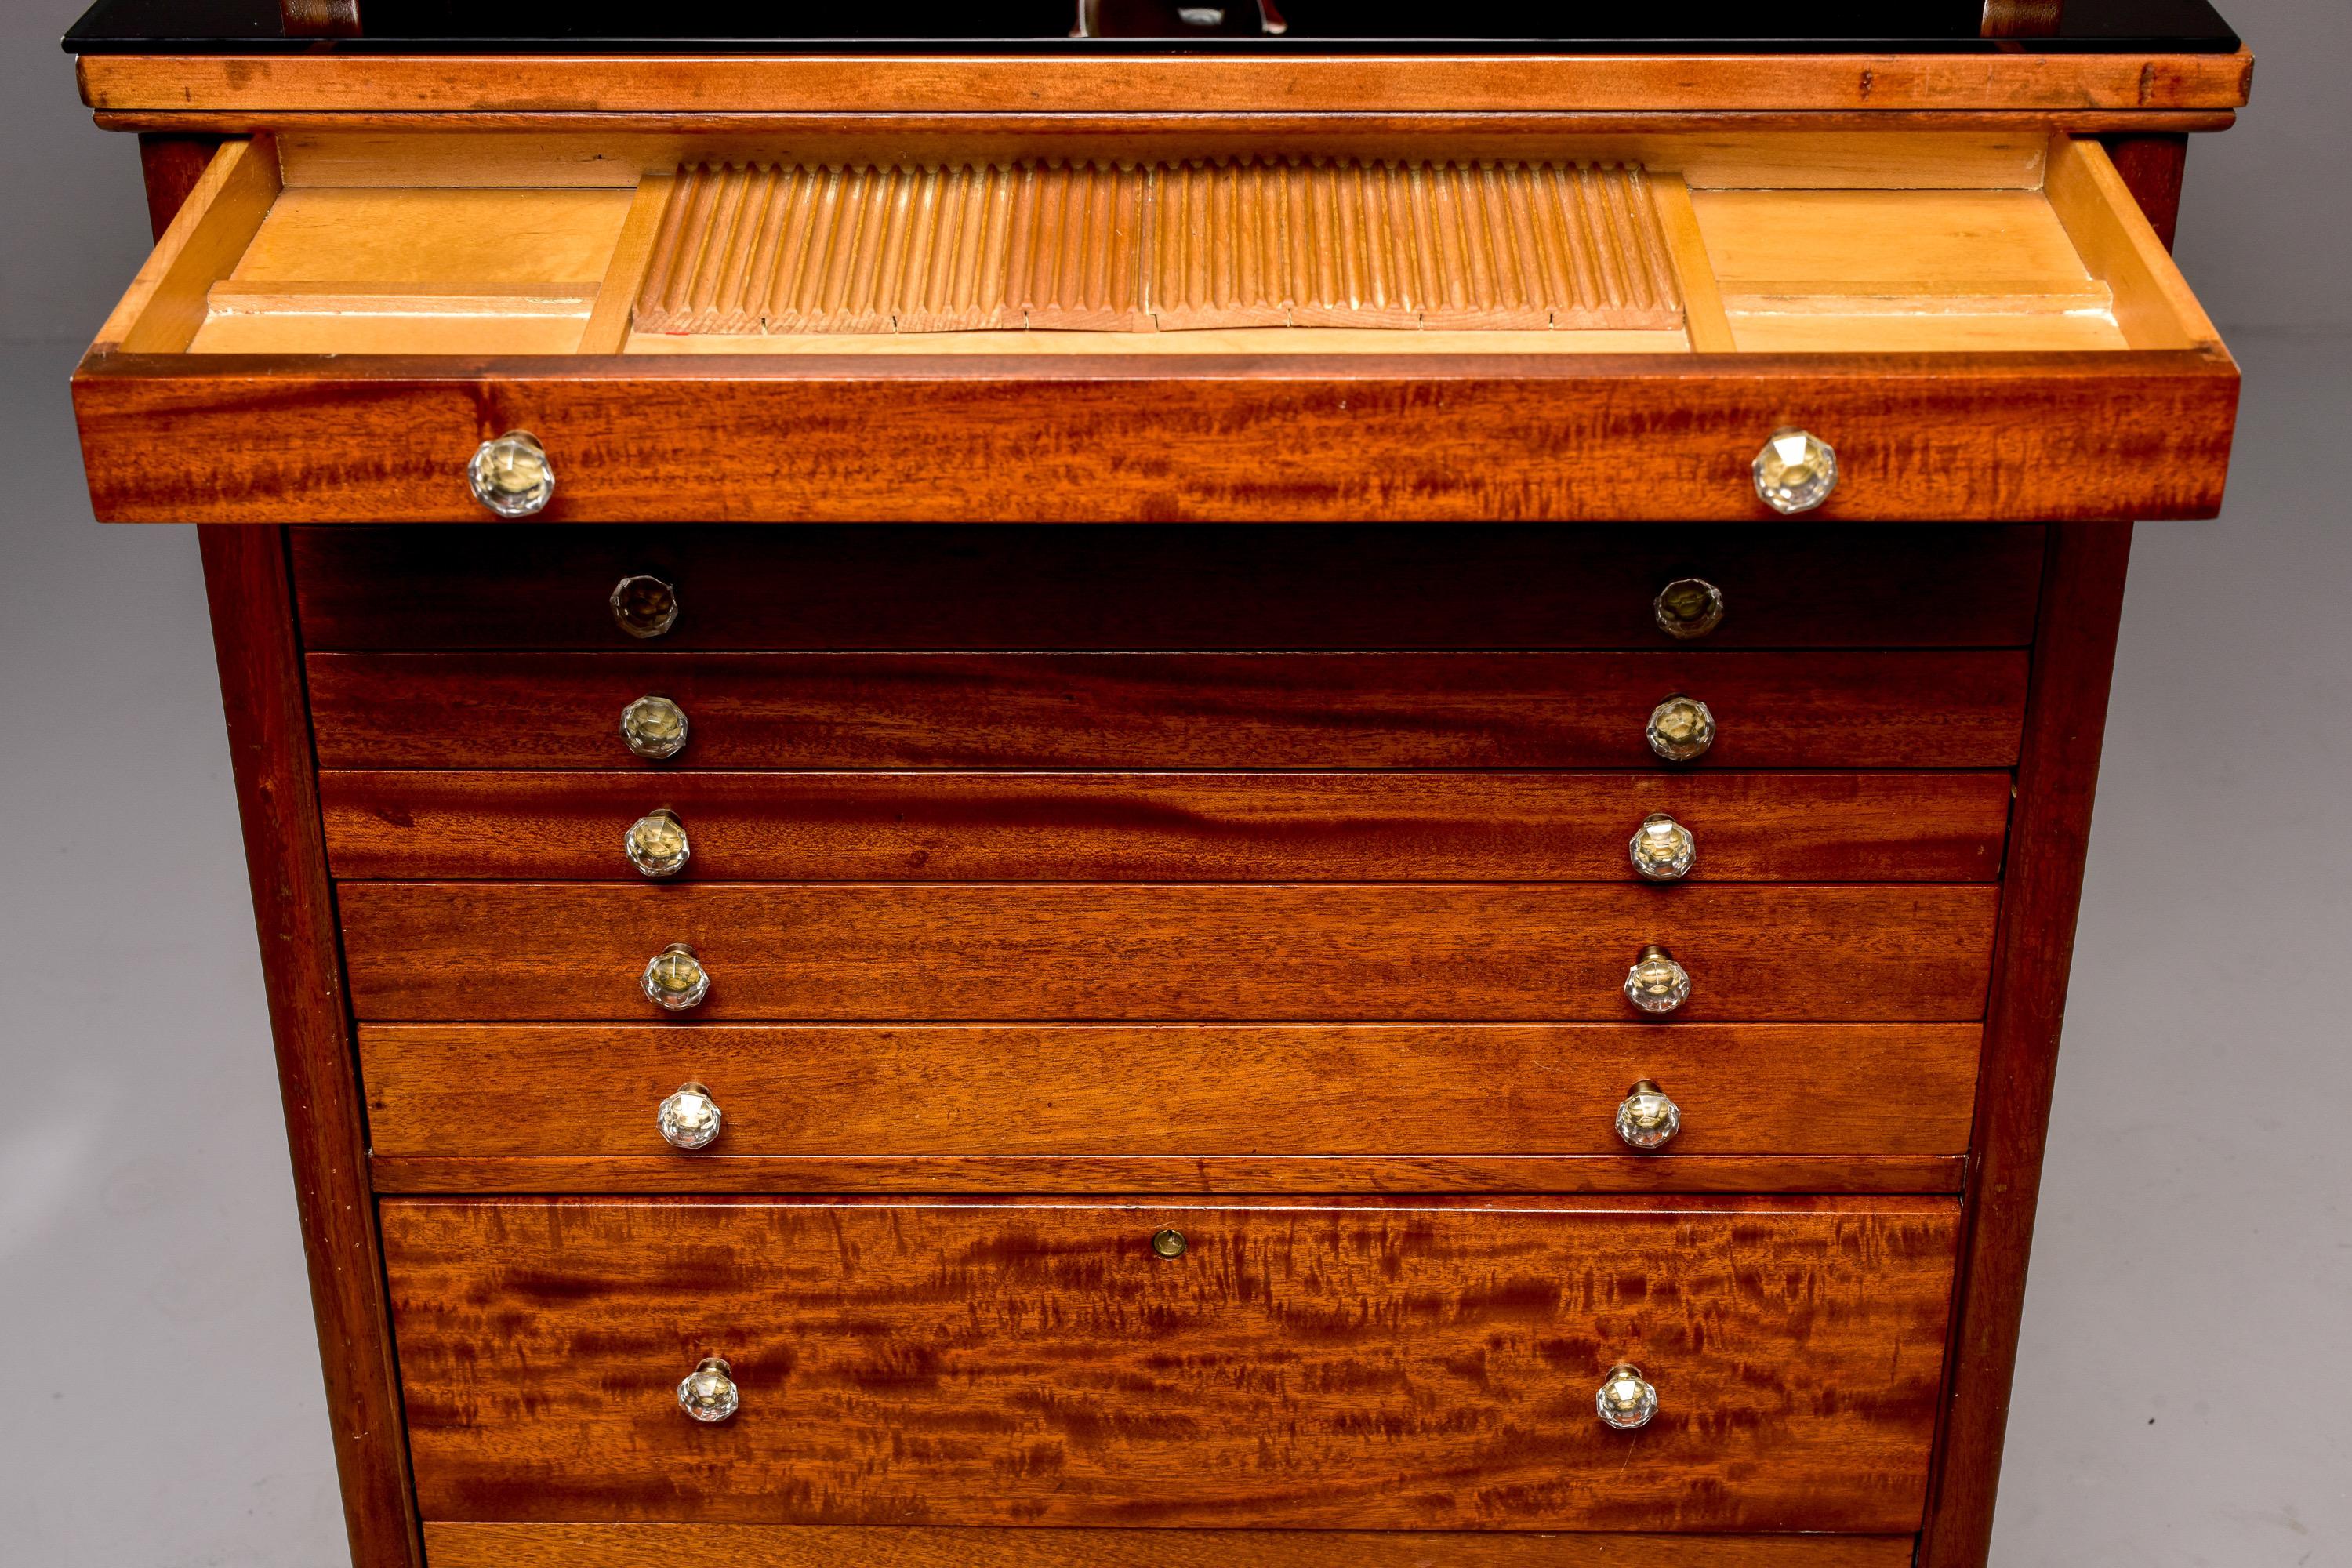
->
[73,130,2236,522]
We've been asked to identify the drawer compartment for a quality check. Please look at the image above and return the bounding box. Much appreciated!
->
[383,1196,1960,1531]
[74,132,2234,522]
[336,883,1997,1022]
[321,771,2013,883]
[361,1021,1979,1161]
[289,524,2045,651]
[305,651,2028,769]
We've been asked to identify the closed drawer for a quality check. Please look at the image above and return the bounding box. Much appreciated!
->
[306,651,2028,769]
[361,1021,1979,1172]
[289,524,2045,651]
[421,1523,1918,1568]
[383,1196,1959,1532]
[320,771,2013,882]
[336,883,1997,1022]
[75,133,2233,522]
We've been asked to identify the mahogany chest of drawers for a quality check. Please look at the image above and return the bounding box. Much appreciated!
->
[61,2,2251,1564]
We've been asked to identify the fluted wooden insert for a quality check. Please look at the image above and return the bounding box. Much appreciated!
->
[633,159,1685,335]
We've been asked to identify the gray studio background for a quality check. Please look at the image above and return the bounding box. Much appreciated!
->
[2,2,2345,1561]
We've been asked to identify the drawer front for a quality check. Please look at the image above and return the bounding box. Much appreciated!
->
[290,524,2045,652]
[421,1523,1918,1568]
[338,883,1997,1022]
[360,1022,1980,1160]
[320,771,2014,883]
[383,1196,1960,1532]
[305,651,2028,769]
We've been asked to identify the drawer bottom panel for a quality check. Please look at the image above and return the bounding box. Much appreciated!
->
[422,1523,1917,1566]
[385,1196,1958,1534]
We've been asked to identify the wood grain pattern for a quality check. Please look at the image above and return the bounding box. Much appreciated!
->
[93,137,279,356]
[2100,134,2190,251]
[1918,522,2132,1567]
[359,1021,1980,1159]
[336,883,1999,1022]
[318,770,2014,884]
[73,50,2259,115]
[193,527,423,1568]
[383,1196,1960,1530]
[287,523,2047,652]
[635,159,1680,336]
[422,1521,1918,1567]
[71,350,2241,524]
[303,651,2029,770]
[372,1153,1966,1196]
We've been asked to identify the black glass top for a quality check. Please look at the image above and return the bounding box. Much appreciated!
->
[64,0,2242,54]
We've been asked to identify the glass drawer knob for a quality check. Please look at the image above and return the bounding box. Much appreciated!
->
[659,1081,724,1149]
[1753,428,1838,515]
[468,430,554,517]
[626,808,691,878]
[1628,813,1696,881]
[1151,1228,1189,1259]
[621,695,689,760]
[611,575,681,640]
[1646,695,1715,763]
[1616,1079,1682,1150]
[1596,1363,1658,1430]
[1624,945,1690,1014]
[642,942,710,1012]
[677,1356,739,1423]
[1653,577,1726,640]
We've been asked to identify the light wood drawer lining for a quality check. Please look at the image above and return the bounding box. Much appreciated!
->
[633,158,1684,336]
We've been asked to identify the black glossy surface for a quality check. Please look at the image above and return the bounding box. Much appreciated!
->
[65,0,2241,53]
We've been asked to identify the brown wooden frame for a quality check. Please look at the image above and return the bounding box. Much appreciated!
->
[129,97,2203,1568]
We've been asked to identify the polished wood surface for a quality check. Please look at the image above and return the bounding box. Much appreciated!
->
[195,528,423,1568]
[372,1152,1966,1196]
[384,1196,1960,1530]
[74,50,2258,116]
[423,1522,1918,1567]
[305,651,2028,769]
[319,770,2013,884]
[359,1021,1980,1159]
[1918,523,2133,1568]
[337,883,1998,1022]
[288,523,2045,652]
[74,349,2239,523]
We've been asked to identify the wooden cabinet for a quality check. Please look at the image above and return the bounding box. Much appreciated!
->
[61,7,2252,1566]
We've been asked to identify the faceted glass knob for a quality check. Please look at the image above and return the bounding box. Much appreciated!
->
[620,695,689,760]
[677,1356,739,1423]
[1616,1079,1682,1150]
[658,1081,724,1149]
[642,942,710,1012]
[1151,1228,1188,1260]
[1595,1363,1659,1430]
[1624,945,1691,1014]
[1646,695,1716,763]
[468,430,555,517]
[1653,577,1726,640]
[626,808,691,878]
[1628,813,1697,882]
[1753,428,1838,515]
[611,575,681,640]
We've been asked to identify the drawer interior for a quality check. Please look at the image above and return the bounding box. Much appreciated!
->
[96,129,2220,361]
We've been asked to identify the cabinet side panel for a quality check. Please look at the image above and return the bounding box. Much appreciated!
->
[1918,521,2134,1568]
[198,524,423,1568]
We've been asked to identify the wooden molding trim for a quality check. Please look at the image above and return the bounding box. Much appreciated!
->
[195,526,423,1568]
[1917,521,2136,1567]
[77,50,2257,117]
